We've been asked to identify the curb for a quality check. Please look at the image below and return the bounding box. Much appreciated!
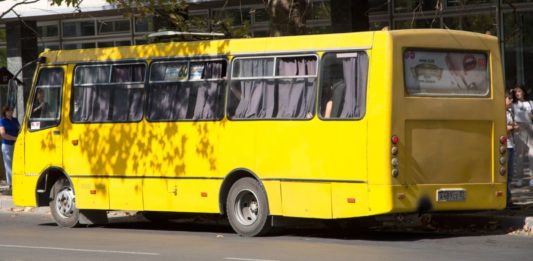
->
[0,195,14,209]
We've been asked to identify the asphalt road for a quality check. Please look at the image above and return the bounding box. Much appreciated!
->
[0,211,532,261]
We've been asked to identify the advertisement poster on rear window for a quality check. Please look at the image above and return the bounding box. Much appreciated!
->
[404,50,489,96]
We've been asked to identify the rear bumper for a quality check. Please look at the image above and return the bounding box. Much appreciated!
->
[389,183,507,213]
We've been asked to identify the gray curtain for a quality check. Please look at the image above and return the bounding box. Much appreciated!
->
[277,57,316,118]
[37,68,63,86]
[193,62,224,120]
[232,57,316,119]
[356,54,368,117]
[73,64,144,122]
[338,54,368,118]
[340,58,356,118]
[234,59,275,118]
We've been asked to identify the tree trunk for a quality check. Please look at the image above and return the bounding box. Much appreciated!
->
[266,0,308,36]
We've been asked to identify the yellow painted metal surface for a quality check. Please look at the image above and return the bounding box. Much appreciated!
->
[73,177,109,209]
[263,180,282,215]
[281,182,332,218]
[143,179,220,213]
[404,120,492,184]
[13,29,506,219]
[331,183,369,218]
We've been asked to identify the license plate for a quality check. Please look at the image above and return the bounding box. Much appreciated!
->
[436,189,466,202]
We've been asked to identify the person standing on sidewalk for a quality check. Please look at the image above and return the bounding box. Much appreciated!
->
[506,91,519,207]
[511,86,533,182]
[0,106,20,193]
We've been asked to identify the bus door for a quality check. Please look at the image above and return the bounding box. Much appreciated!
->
[25,67,65,175]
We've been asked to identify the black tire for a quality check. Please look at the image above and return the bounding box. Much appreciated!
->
[50,178,80,227]
[226,177,272,236]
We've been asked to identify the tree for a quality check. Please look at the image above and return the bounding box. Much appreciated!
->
[1,0,371,37]
[263,0,309,36]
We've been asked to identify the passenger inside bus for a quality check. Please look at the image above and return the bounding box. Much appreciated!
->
[322,68,346,118]
[31,89,48,118]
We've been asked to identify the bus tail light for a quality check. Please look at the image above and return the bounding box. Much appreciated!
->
[499,136,507,145]
[498,135,507,176]
[391,135,399,177]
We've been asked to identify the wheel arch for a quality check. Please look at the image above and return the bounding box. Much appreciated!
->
[35,167,73,207]
[218,168,268,215]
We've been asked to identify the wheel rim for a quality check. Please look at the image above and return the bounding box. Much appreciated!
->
[233,189,259,226]
[55,187,76,219]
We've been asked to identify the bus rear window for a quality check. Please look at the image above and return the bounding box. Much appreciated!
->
[404,50,489,96]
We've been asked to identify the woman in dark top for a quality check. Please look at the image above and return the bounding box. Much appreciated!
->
[0,106,20,191]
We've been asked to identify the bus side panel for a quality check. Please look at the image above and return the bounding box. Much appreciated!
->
[263,180,283,216]
[143,179,220,213]
[73,177,109,210]
[12,128,31,206]
[109,178,143,210]
[365,33,395,215]
[281,182,332,218]
[331,183,368,218]
[12,175,38,207]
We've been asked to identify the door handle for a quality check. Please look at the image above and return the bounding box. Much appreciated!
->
[52,130,61,135]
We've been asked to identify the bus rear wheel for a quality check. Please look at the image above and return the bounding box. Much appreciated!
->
[226,177,272,237]
[50,178,80,227]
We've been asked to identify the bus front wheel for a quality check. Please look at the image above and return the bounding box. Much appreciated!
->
[226,177,272,236]
[50,178,80,227]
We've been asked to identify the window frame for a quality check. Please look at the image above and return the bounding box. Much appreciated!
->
[146,57,228,122]
[317,50,369,121]
[227,53,320,121]
[28,67,64,132]
[70,61,147,124]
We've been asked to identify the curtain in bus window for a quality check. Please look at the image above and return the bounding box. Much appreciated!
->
[110,85,143,121]
[233,59,275,118]
[356,53,368,117]
[276,57,316,118]
[338,54,368,118]
[37,68,63,86]
[148,83,175,120]
[192,62,224,120]
[234,80,274,118]
[73,86,96,121]
[92,87,112,121]
[148,82,190,120]
[339,58,357,118]
[110,65,145,121]
[112,64,145,83]
[75,66,110,84]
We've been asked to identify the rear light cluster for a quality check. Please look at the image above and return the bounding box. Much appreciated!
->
[391,135,399,177]
[499,136,506,176]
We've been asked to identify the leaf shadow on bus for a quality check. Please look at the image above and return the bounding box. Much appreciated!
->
[57,39,231,200]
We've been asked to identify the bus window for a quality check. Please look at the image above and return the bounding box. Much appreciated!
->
[29,68,63,130]
[228,55,317,119]
[319,51,368,119]
[147,60,226,121]
[71,63,145,122]
[403,50,489,96]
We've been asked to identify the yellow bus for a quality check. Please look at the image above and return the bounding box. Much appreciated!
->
[12,29,507,236]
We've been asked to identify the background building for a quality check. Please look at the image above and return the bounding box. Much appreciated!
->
[0,0,532,96]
